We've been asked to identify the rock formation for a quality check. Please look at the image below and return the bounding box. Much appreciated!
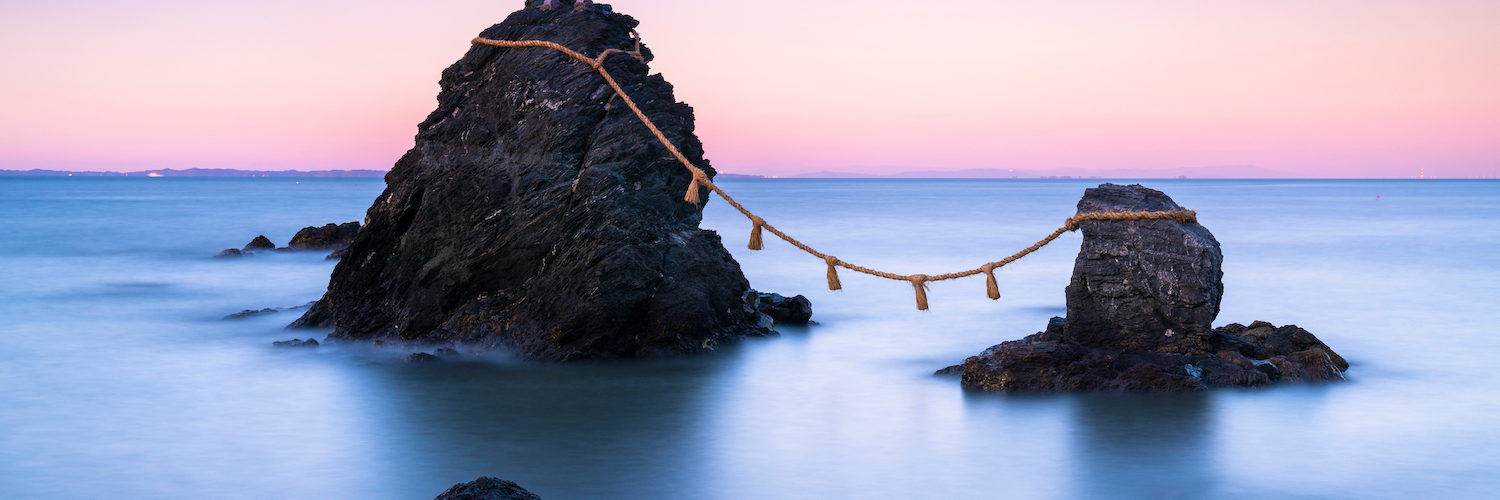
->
[287,222,360,251]
[434,477,541,500]
[744,290,813,324]
[292,1,770,359]
[947,184,1347,391]
[244,235,276,251]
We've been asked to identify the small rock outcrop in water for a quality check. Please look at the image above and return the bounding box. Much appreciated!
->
[743,289,813,324]
[288,222,361,251]
[293,1,769,360]
[214,222,361,259]
[434,477,541,500]
[947,184,1348,392]
[244,235,276,251]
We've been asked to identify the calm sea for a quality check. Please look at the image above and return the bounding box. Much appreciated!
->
[1,177,1497,499]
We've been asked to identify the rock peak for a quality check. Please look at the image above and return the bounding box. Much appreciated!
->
[293,3,768,359]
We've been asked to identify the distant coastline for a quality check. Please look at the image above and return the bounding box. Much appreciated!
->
[0,168,386,178]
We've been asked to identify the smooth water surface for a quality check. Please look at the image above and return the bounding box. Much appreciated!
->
[1,177,1497,499]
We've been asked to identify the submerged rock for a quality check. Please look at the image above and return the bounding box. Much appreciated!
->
[273,338,319,348]
[434,476,541,500]
[287,222,361,251]
[405,352,441,363]
[950,184,1347,392]
[293,2,768,359]
[225,307,278,320]
[743,289,813,324]
[214,248,244,259]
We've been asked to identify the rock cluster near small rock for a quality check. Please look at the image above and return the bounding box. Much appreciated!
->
[946,184,1348,392]
[213,222,362,259]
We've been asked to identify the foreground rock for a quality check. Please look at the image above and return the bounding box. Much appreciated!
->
[293,2,768,359]
[743,289,813,324]
[434,477,540,500]
[272,338,319,348]
[948,184,1347,392]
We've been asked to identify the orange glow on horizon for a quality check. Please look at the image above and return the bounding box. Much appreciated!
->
[1,0,1496,178]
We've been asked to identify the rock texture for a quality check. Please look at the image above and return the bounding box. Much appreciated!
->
[434,477,541,500]
[949,184,1347,392]
[292,2,769,359]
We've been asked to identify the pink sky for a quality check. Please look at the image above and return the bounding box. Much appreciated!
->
[1,0,1496,177]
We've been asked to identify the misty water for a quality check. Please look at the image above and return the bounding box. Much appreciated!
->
[1,177,1497,499]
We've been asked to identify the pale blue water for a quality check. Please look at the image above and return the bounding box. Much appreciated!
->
[1,177,1497,499]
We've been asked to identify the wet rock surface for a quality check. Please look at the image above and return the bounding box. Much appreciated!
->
[293,2,768,360]
[744,289,813,324]
[949,184,1347,392]
[434,476,541,500]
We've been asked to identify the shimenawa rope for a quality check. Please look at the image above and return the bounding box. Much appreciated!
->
[470,34,1199,310]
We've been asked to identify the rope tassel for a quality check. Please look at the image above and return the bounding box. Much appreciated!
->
[824,255,842,291]
[748,216,765,250]
[684,171,705,204]
[980,263,1000,300]
[910,274,930,311]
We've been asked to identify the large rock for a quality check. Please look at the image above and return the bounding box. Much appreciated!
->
[434,477,541,500]
[1061,183,1223,353]
[292,2,769,359]
[949,184,1347,392]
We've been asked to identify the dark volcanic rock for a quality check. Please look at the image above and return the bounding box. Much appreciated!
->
[434,476,541,500]
[243,235,275,251]
[215,248,244,258]
[273,338,319,348]
[952,184,1347,392]
[1060,183,1223,353]
[743,289,813,324]
[287,222,361,251]
[293,2,768,360]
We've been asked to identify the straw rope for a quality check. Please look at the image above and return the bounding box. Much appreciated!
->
[470,35,1199,310]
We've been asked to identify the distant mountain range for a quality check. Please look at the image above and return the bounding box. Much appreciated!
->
[0,168,386,178]
[785,165,1297,179]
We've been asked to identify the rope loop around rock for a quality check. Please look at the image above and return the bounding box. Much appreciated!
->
[470,35,1200,311]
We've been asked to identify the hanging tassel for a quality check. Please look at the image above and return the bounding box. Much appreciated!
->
[910,274,930,311]
[684,171,705,204]
[981,263,1000,300]
[748,216,765,250]
[824,255,842,291]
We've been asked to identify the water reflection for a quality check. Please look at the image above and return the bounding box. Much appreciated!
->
[1067,393,1215,499]
[346,352,742,498]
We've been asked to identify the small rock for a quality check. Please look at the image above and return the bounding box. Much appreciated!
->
[743,289,814,324]
[287,222,361,251]
[434,347,461,358]
[225,307,278,320]
[405,352,440,363]
[214,248,244,258]
[243,235,276,251]
[434,476,541,500]
[273,338,319,348]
